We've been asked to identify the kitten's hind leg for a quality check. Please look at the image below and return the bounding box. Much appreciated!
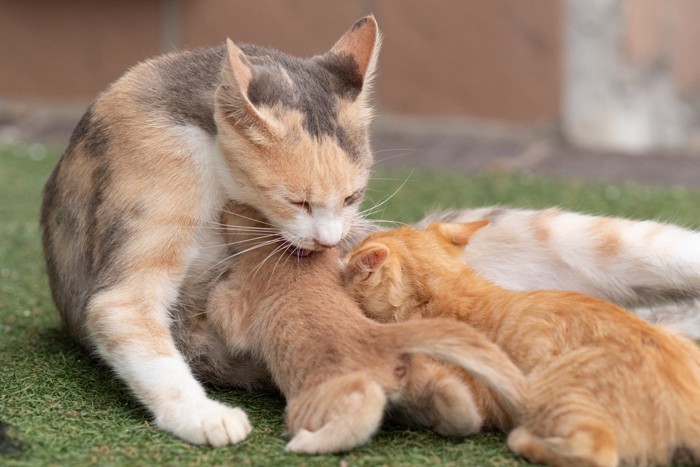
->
[393,357,484,437]
[285,373,387,454]
[507,423,619,467]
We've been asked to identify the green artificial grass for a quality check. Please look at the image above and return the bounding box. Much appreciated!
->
[2,144,700,466]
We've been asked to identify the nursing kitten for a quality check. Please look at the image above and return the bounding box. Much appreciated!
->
[417,207,700,337]
[344,222,700,466]
[206,204,525,454]
[40,17,381,444]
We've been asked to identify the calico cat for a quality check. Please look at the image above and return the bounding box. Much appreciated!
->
[344,222,700,466]
[205,203,525,454]
[40,17,382,444]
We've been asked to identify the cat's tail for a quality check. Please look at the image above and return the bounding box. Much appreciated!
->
[385,318,526,423]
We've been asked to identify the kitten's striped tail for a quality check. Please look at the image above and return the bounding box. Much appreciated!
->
[386,318,526,423]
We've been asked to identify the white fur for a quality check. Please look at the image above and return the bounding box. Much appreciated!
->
[178,124,242,203]
[312,204,345,247]
[288,193,351,248]
[416,208,700,337]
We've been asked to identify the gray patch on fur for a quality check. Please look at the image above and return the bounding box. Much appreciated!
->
[86,162,112,273]
[63,105,111,159]
[137,44,368,159]
[317,52,363,101]
[632,286,698,305]
[64,107,93,156]
[242,44,365,155]
[41,154,95,346]
[141,46,226,135]
[84,117,111,158]
[94,211,134,279]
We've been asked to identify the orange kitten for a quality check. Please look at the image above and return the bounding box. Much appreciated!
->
[205,204,525,454]
[344,221,700,466]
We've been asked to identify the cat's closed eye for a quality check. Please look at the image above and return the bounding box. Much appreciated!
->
[344,190,364,207]
[288,200,311,213]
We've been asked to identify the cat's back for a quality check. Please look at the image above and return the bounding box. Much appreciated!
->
[104,45,226,134]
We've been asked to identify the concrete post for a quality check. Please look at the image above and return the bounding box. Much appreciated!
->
[564,0,699,153]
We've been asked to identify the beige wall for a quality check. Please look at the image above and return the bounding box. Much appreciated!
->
[0,0,161,102]
[375,0,561,122]
[0,0,561,123]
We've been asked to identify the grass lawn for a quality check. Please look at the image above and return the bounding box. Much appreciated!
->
[2,144,700,466]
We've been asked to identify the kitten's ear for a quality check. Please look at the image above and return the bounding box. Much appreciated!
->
[436,221,490,247]
[216,39,278,144]
[324,15,382,98]
[345,243,389,281]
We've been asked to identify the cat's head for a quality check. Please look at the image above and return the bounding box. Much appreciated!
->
[342,221,489,322]
[214,16,381,255]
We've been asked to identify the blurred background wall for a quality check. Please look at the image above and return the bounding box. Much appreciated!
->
[2,0,700,154]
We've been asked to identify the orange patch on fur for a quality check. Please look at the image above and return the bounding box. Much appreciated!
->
[532,210,558,243]
[591,219,621,259]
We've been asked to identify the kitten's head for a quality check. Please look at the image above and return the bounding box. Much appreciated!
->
[214,16,381,255]
[342,221,489,322]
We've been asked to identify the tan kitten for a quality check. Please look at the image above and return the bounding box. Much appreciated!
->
[344,222,700,467]
[205,204,525,454]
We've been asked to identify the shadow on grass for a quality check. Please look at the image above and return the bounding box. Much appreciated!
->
[0,422,24,455]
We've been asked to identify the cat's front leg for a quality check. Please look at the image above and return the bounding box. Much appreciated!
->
[85,227,253,446]
[87,278,252,445]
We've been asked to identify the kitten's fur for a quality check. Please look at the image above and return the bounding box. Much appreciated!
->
[345,222,700,466]
[40,17,381,444]
[206,204,525,454]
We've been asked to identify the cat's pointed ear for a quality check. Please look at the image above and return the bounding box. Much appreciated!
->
[324,15,382,99]
[345,242,389,281]
[216,39,278,144]
[436,221,490,247]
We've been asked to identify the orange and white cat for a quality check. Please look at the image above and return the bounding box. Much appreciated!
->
[416,208,700,338]
[205,204,525,454]
[344,221,700,466]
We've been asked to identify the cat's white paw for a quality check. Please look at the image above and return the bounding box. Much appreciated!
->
[155,399,252,446]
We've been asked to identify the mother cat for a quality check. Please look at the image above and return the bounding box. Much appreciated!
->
[40,15,700,446]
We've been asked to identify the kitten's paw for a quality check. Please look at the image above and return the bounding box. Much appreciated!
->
[285,428,325,454]
[155,399,252,446]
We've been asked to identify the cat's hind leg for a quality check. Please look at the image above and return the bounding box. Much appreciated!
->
[507,423,619,467]
[285,372,387,454]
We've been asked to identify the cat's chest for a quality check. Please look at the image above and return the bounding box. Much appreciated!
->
[176,125,245,280]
